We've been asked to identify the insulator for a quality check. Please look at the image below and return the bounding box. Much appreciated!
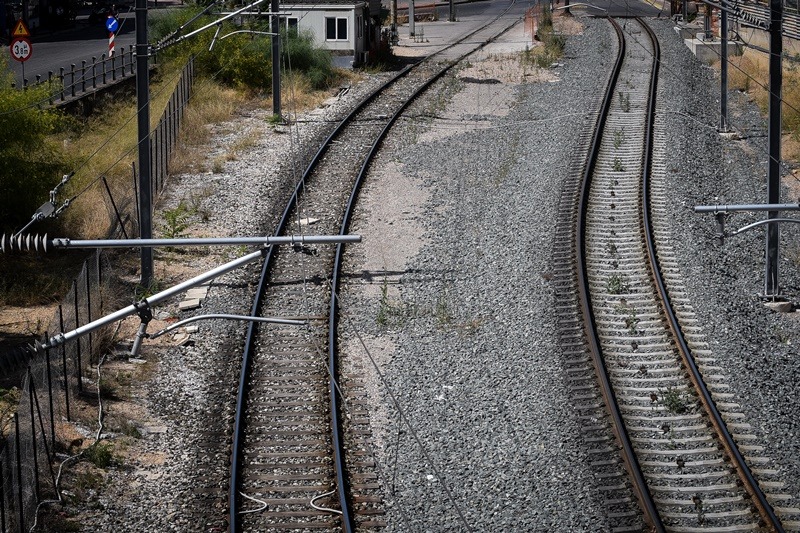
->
[0,234,50,253]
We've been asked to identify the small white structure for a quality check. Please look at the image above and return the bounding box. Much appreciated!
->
[283,0,382,66]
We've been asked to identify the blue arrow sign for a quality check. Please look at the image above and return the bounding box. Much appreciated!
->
[106,16,119,33]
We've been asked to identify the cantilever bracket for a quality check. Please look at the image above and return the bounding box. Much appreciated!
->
[131,299,153,357]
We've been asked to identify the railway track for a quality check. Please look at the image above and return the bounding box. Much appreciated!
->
[555,16,800,532]
[228,6,523,532]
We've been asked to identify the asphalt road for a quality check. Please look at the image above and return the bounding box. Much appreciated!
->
[3,9,136,87]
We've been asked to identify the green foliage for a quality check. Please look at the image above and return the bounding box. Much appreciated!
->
[150,10,335,92]
[84,442,114,468]
[531,4,566,68]
[161,200,196,239]
[283,30,334,90]
[0,57,70,231]
[607,274,629,294]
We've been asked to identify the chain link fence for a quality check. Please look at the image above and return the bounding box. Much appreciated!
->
[0,55,196,532]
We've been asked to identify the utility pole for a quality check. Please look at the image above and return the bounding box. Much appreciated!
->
[391,0,397,42]
[449,0,455,22]
[720,7,728,132]
[765,0,783,296]
[135,0,153,287]
[271,0,280,118]
[409,0,415,37]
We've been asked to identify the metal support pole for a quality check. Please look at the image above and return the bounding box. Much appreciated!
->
[720,7,729,132]
[136,0,153,286]
[14,414,23,533]
[409,0,415,37]
[271,0,281,119]
[391,0,397,43]
[766,0,783,296]
[1,233,362,252]
[36,234,360,352]
[694,203,800,213]
[449,0,455,22]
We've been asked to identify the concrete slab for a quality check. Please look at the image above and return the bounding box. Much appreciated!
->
[683,38,742,64]
[178,298,201,311]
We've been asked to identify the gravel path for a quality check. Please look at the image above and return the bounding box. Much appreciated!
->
[64,14,800,532]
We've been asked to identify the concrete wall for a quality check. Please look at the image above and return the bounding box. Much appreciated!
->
[286,3,367,56]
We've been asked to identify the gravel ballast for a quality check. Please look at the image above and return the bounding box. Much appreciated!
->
[63,13,800,532]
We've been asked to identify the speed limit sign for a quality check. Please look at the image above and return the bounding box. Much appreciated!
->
[10,37,32,63]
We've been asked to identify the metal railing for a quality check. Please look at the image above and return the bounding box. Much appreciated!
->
[150,57,195,194]
[14,46,138,105]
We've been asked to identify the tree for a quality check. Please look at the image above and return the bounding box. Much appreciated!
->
[0,57,68,232]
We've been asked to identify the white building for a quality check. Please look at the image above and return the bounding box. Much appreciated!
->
[281,0,383,66]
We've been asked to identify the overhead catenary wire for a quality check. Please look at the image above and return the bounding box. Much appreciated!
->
[616,15,800,189]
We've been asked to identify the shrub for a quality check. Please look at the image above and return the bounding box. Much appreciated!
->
[0,57,70,231]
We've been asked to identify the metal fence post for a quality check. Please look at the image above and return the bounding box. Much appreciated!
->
[92,56,97,89]
[102,177,129,240]
[85,263,93,359]
[0,452,6,532]
[27,370,40,502]
[58,305,71,421]
[81,60,86,93]
[30,375,57,493]
[44,339,56,456]
[14,413,24,533]
[59,67,65,101]
[70,64,76,98]
[102,53,107,85]
[47,72,53,104]
[73,280,83,393]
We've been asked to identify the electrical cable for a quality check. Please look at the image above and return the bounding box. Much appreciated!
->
[331,288,474,532]
[616,17,800,187]
[28,319,122,532]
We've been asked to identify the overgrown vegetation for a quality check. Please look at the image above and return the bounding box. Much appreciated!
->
[0,56,71,232]
[726,49,800,160]
[150,7,335,91]
[1,5,350,309]
[523,4,566,68]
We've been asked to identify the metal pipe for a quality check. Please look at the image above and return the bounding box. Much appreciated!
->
[43,247,269,350]
[731,218,800,235]
[148,314,306,339]
[694,203,800,213]
[1,233,361,253]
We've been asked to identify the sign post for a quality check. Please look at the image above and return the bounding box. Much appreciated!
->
[106,16,119,56]
[8,20,32,83]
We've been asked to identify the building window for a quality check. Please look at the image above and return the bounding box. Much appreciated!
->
[326,17,347,41]
[287,17,298,36]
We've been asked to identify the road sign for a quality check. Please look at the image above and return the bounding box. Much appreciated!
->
[105,16,119,33]
[9,37,32,62]
[12,19,31,38]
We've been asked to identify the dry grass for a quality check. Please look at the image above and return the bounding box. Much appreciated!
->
[726,48,800,160]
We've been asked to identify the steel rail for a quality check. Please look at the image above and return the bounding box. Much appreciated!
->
[326,10,523,532]
[228,6,522,530]
[228,66,411,533]
[575,17,665,532]
[637,17,785,533]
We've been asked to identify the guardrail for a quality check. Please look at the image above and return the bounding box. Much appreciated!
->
[14,46,137,105]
